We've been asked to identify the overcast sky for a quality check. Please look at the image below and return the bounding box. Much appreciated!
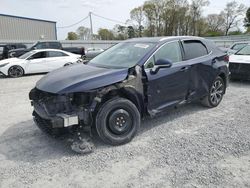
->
[1,0,250,39]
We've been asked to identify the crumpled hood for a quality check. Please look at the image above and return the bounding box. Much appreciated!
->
[36,64,129,94]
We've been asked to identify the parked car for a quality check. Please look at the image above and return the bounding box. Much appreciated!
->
[227,41,250,55]
[29,36,229,150]
[85,48,104,60]
[229,44,250,80]
[0,43,27,60]
[0,49,81,77]
[8,41,85,58]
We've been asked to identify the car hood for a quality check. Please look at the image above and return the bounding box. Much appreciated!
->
[0,58,22,65]
[36,64,129,94]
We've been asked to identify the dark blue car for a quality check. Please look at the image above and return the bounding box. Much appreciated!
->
[29,36,229,150]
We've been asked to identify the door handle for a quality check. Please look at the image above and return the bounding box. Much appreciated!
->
[179,66,190,72]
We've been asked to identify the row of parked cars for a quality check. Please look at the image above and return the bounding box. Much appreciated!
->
[0,41,105,77]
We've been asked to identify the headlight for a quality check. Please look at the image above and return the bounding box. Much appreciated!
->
[0,63,9,68]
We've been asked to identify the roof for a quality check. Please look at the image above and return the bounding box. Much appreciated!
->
[32,49,66,53]
[126,36,205,43]
[0,14,56,24]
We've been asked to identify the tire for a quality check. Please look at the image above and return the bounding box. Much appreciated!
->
[8,65,24,78]
[33,112,68,137]
[201,76,225,108]
[95,97,141,146]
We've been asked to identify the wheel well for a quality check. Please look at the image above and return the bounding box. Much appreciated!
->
[218,72,226,85]
[100,89,144,116]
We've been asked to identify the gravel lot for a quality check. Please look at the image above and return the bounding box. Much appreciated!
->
[0,74,250,188]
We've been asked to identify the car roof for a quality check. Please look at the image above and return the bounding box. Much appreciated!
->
[125,36,206,43]
[32,49,67,53]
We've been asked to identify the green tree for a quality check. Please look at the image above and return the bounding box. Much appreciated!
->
[77,26,91,40]
[130,6,144,37]
[244,7,250,33]
[127,26,135,38]
[66,32,78,40]
[98,28,115,40]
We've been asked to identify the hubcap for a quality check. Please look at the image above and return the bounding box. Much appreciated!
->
[9,66,23,77]
[210,80,224,105]
[108,109,132,135]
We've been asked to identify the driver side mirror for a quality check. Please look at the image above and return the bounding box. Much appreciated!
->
[150,59,172,74]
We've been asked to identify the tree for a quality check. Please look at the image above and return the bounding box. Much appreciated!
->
[244,7,250,33]
[190,0,210,36]
[130,6,145,37]
[77,26,91,40]
[98,28,115,40]
[221,1,246,36]
[127,26,135,38]
[66,32,78,40]
[206,14,225,32]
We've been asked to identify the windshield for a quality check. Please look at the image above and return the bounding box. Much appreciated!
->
[19,51,35,59]
[232,43,248,51]
[88,42,156,68]
[236,45,250,55]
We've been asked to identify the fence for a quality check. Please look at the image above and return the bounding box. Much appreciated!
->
[1,35,250,49]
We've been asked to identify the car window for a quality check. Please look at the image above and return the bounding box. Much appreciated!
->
[29,52,47,60]
[49,42,61,49]
[235,45,250,55]
[35,43,47,49]
[48,51,68,57]
[145,41,182,69]
[183,40,208,60]
[231,43,247,51]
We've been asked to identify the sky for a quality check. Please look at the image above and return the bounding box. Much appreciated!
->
[0,0,250,40]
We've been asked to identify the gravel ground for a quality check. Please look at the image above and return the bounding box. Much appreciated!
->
[0,74,250,188]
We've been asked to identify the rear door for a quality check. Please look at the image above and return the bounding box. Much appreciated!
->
[44,51,70,71]
[145,40,191,112]
[181,40,214,99]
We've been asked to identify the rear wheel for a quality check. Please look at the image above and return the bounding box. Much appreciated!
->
[8,65,24,78]
[95,97,140,146]
[201,76,225,107]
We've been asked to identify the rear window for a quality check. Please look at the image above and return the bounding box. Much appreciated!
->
[48,51,68,57]
[183,40,208,60]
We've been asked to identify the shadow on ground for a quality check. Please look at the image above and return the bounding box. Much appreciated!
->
[0,103,209,164]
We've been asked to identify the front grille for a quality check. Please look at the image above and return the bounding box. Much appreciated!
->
[229,63,250,74]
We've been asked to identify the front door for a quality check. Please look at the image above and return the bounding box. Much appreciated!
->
[144,41,191,113]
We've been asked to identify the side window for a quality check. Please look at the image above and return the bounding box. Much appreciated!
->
[48,51,68,58]
[29,52,47,60]
[183,40,208,60]
[49,42,61,49]
[145,41,182,69]
[36,43,47,49]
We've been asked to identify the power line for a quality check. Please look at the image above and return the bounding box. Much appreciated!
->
[91,12,127,26]
[57,15,89,29]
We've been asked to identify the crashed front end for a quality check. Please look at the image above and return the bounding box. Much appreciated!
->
[29,88,97,130]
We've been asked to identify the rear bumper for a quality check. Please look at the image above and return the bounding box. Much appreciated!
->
[229,63,250,80]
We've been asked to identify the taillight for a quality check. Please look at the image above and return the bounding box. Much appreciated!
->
[224,55,229,62]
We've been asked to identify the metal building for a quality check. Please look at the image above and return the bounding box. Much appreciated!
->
[0,14,57,41]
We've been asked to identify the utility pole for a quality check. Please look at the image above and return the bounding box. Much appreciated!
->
[89,12,93,40]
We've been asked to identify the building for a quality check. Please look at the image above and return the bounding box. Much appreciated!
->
[0,14,57,41]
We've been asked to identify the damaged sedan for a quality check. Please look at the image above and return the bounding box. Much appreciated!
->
[29,36,229,151]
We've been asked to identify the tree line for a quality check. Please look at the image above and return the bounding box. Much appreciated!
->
[67,0,250,40]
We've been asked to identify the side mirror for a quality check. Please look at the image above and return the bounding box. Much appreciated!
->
[150,59,172,74]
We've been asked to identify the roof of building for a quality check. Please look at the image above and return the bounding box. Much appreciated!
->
[0,14,56,24]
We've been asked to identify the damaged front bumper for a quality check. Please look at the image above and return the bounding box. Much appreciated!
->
[29,88,95,129]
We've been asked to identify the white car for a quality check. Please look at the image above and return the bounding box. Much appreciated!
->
[229,44,250,80]
[0,49,82,78]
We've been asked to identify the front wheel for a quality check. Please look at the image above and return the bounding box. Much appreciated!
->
[8,65,24,78]
[95,97,141,146]
[201,76,225,108]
